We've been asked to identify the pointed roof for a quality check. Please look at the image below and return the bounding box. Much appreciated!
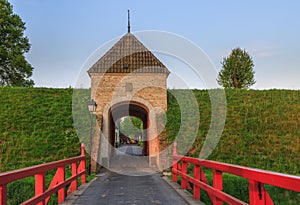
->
[88,33,170,75]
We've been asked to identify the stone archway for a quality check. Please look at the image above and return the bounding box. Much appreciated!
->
[109,101,149,157]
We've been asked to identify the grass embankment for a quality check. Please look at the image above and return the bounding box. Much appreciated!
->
[166,89,300,204]
[0,87,80,171]
[0,88,299,204]
[0,87,83,204]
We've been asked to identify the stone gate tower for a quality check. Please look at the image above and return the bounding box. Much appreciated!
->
[88,20,170,172]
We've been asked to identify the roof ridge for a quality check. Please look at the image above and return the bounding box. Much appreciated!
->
[88,33,170,75]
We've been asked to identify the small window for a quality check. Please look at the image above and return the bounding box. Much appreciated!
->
[125,83,133,92]
[123,64,129,69]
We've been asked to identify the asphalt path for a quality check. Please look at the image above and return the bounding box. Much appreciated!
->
[115,144,143,156]
[72,172,189,205]
[71,145,191,204]
[109,145,155,176]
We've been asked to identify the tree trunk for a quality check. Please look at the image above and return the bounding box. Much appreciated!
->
[233,74,238,88]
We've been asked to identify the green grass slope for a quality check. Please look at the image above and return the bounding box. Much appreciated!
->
[0,87,299,204]
[0,87,80,172]
[166,89,300,175]
[0,87,299,175]
[166,89,300,204]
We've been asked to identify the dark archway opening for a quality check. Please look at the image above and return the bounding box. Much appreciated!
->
[109,102,149,158]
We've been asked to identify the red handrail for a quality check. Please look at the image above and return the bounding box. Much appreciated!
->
[172,142,300,205]
[0,144,86,205]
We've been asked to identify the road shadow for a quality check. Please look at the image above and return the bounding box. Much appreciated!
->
[109,145,157,176]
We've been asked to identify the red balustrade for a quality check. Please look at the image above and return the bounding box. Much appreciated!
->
[172,142,300,205]
[0,144,86,205]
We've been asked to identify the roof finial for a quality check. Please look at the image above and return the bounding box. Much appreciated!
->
[127,10,130,33]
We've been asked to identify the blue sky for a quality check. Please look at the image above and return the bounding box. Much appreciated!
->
[8,0,300,89]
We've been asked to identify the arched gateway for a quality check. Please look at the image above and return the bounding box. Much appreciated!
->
[87,28,170,173]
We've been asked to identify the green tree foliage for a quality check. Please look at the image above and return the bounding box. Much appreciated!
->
[120,116,143,138]
[0,0,34,86]
[217,48,255,89]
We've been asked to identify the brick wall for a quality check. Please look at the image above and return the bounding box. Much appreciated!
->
[90,72,168,171]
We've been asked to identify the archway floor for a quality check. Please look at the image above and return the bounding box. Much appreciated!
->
[115,144,143,156]
[109,145,156,176]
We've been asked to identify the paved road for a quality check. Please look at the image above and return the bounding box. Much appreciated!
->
[110,145,156,176]
[70,145,192,205]
[115,145,143,156]
[72,172,190,205]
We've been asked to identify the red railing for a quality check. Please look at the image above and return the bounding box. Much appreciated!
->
[0,144,86,205]
[172,142,300,205]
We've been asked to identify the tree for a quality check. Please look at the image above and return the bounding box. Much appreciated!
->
[120,116,143,138]
[217,47,255,89]
[0,0,34,86]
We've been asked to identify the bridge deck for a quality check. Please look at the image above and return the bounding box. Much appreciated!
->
[63,145,199,205]
[70,172,192,205]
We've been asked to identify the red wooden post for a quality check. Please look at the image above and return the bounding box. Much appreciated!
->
[80,143,86,184]
[35,173,45,205]
[81,143,85,156]
[173,141,177,156]
[194,165,201,200]
[249,180,260,205]
[68,162,78,194]
[172,142,178,182]
[249,180,274,205]
[172,162,178,182]
[80,162,86,185]
[72,162,77,190]
[0,185,7,205]
[57,167,65,203]
[213,170,223,205]
[181,161,188,189]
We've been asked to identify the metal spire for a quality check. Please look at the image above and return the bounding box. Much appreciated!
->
[127,10,130,33]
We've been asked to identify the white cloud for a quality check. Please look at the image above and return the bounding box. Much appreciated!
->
[248,45,278,58]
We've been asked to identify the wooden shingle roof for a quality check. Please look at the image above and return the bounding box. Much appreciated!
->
[88,33,170,75]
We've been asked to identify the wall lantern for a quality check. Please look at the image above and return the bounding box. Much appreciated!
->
[87,99,97,175]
